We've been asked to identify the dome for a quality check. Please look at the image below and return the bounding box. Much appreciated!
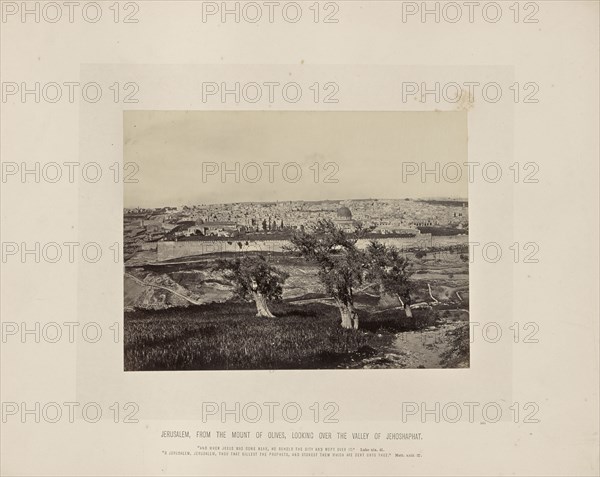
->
[336,206,353,219]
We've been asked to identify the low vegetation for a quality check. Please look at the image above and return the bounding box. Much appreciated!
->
[124,301,442,371]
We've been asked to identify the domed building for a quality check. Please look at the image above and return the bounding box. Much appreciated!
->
[334,206,357,231]
[336,206,353,219]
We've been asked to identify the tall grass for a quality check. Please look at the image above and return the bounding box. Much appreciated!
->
[125,302,358,370]
[124,301,441,371]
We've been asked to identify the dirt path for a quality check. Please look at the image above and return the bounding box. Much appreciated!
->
[341,321,468,369]
[288,297,336,305]
[125,273,203,305]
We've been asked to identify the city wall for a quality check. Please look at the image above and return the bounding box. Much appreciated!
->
[155,233,470,262]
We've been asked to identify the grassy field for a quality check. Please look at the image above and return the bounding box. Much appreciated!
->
[124,300,441,371]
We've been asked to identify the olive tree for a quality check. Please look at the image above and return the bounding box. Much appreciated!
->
[290,220,365,329]
[365,241,414,318]
[216,255,288,318]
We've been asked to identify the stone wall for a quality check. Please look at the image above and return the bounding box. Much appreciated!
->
[153,233,469,262]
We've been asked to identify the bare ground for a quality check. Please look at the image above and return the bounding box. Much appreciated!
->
[340,320,469,369]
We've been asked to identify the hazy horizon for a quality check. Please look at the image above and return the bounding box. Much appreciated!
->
[125,196,468,209]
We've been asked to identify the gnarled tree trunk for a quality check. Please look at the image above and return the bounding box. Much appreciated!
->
[337,301,359,329]
[397,295,413,318]
[252,291,275,318]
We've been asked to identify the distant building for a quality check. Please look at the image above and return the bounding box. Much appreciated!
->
[200,221,238,237]
[334,206,357,231]
[413,219,438,227]
[372,223,419,236]
[143,219,164,234]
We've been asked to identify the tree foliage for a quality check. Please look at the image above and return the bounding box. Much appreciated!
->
[290,219,367,307]
[365,241,413,303]
[216,255,288,302]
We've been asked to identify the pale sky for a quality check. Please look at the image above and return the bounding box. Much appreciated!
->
[124,111,468,208]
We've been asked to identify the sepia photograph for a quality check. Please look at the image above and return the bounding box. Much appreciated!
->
[123,111,470,371]
[3,1,599,475]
